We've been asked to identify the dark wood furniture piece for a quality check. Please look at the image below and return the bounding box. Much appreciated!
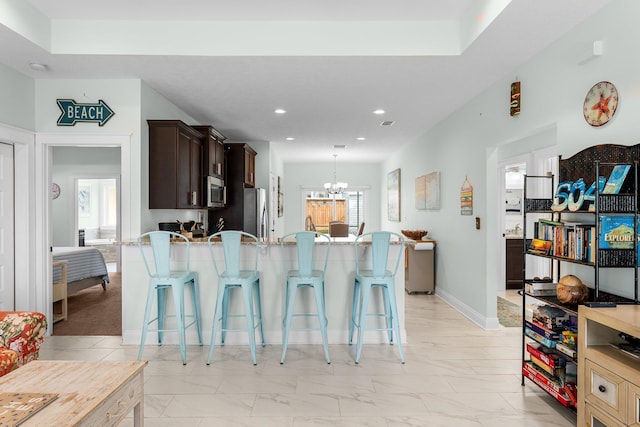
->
[208,143,257,233]
[192,125,226,179]
[505,238,524,289]
[220,143,257,188]
[148,120,203,209]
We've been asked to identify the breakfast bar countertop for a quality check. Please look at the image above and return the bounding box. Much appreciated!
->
[118,234,413,246]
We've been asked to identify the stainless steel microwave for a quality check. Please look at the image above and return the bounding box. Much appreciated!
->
[206,176,226,208]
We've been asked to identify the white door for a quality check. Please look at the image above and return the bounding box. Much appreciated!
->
[0,142,15,310]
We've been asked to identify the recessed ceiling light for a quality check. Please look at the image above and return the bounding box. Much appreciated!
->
[285,137,295,141]
[356,137,366,141]
[274,109,286,114]
[29,62,48,72]
[373,109,385,115]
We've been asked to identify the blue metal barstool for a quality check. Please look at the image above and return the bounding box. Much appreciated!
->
[280,232,331,364]
[137,231,203,365]
[349,231,405,364]
[207,231,265,365]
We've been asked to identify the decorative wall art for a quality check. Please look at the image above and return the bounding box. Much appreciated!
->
[387,168,401,221]
[415,172,441,210]
[510,81,521,116]
[415,175,426,209]
[460,176,473,215]
[277,176,283,217]
[423,171,440,210]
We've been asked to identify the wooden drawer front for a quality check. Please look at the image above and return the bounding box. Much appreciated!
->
[585,359,627,423]
[586,402,627,427]
[628,382,640,427]
[79,372,143,427]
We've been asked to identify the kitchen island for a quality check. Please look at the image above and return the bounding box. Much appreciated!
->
[120,237,406,347]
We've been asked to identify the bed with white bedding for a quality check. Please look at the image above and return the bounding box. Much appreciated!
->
[52,247,110,295]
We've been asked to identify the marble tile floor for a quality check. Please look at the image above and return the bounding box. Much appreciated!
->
[39,293,575,427]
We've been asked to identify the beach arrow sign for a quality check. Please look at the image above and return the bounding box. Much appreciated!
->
[56,99,115,126]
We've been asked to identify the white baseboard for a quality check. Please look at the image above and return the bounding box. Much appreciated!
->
[435,289,500,330]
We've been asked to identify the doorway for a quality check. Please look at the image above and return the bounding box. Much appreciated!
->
[0,142,14,310]
[75,177,120,273]
[39,134,131,336]
[303,188,366,235]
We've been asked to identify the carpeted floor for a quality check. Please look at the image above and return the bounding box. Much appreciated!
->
[53,272,121,336]
[498,296,523,327]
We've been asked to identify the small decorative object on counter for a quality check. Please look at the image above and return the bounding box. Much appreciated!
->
[400,230,428,241]
[556,275,589,304]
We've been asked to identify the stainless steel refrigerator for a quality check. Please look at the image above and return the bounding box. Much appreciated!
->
[243,188,268,239]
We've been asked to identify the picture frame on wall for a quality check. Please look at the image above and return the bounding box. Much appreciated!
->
[387,168,401,221]
[424,171,440,210]
[277,176,283,217]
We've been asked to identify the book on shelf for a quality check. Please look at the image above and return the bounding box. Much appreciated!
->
[526,343,562,368]
[602,164,631,194]
[530,354,565,377]
[534,220,595,262]
[525,320,560,341]
[525,283,557,296]
[526,342,566,376]
[555,341,577,359]
[522,362,572,407]
[599,215,635,250]
[525,326,556,348]
[528,238,552,255]
[0,392,58,426]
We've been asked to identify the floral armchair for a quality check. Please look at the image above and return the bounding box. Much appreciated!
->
[0,311,47,377]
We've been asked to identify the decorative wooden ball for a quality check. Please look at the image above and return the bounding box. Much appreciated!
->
[557,274,589,304]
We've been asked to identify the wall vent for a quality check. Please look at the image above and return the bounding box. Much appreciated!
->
[333,144,347,149]
[380,120,395,126]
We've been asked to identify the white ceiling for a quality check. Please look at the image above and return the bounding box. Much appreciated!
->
[0,0,612,163]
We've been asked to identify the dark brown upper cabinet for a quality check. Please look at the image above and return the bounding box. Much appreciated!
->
[192,125,226,179]
[148,120,203,209]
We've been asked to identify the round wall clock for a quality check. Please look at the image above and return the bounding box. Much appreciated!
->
[583,81,618,127]
[51,183,61,199]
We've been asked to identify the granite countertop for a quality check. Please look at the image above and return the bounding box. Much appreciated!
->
[118,235,410,246]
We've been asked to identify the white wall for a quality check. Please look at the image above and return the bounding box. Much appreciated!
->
[283,162,381,235]
[0,63,35,131]
[382,0,640,327]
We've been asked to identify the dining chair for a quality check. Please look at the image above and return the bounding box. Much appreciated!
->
[207,231,265,365]
[279,232,332,363]
[137,231,203,365]
[329,222,349,237]
[305,215,316,232]
[349,231,406,364]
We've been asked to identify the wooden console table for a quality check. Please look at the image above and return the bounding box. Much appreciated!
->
[0,360,147,426]
[52,260,68,323]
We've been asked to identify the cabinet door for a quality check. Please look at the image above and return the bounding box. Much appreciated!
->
[244,148,255,187]
[177,130,192,208]
[506,238,524,289]
[214,138,224,177]
[190,136,202,207]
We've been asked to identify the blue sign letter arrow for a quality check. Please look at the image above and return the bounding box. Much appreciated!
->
[56,99,115,126]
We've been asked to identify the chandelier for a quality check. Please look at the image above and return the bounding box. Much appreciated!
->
[324,154,348,194]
